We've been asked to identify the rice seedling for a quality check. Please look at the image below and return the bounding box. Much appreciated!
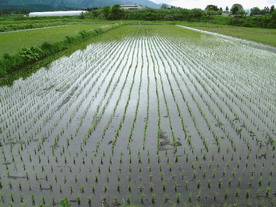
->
[151,193,156,204]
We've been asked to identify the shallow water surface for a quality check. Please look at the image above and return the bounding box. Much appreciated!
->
[0,25,275,207]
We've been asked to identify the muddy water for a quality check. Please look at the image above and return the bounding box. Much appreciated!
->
[0,26,275,207]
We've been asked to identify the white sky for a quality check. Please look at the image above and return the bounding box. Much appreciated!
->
[150,0,276,9]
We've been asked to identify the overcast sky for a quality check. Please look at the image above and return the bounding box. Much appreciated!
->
[150,0,276,9]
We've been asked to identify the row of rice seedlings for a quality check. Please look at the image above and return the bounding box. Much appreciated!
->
[98,37,210,204]
[162,36,242,149]
[58,40,140,197]
[0,39,132,205]
[151,40,182,152]
[41,42,123,152]
[1,63,91,175]
[58,39,132,158]
[110,39,141,152]
[155,33,274,188]
[71,39,139,179]
[127,40,144,148]
[146,38,162,149]
[0,43,108,143]
[154,36,233,162]
[194,43,274,131]
[55,38,139,201]
[158,34,274,194]
[151,38,205,153]
[175,27,275,119]
[1,29,275,206]
[73,39,131,138]
[168,34,275,133]
[162,36,258,152]
[153,37,210,153]
[205,46,276,128]
[142,39,151,150]
[166,35,274,171]
[1,42,108,156]
[82,38,136,146]
[184,55,272,152]
[49,41,132,163]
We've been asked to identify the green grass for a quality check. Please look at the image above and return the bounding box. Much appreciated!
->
[0,24,107,56]
[179,21,276,47]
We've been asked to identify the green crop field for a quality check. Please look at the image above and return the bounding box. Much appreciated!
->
[179,22,276,47]
[0,25,275,207]
[0,24,108,56]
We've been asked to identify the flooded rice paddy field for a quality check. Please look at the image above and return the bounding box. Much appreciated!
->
[0,25,275,206]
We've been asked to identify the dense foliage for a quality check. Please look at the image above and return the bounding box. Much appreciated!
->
[228,12,276,28]
[230,4,244,15]
[87,7,208,21]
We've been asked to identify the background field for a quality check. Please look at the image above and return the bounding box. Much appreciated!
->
[179,21,276,47]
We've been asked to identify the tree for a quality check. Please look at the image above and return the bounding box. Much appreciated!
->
[231,4,244,15]
[268,10,276,28]
[226,6,229,11]
[262,6,270,15]
[271,5,275,14]
[101,6,110,19]
[250,7,261,16]
[205,5,219,11]
[161,4,169,9]
[108,5,123,20]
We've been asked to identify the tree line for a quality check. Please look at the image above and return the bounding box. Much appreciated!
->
[83,4,276,28]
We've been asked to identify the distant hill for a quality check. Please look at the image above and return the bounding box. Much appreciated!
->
[0,0,161,12]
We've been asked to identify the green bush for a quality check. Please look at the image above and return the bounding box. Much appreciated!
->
[228,14,276,28]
